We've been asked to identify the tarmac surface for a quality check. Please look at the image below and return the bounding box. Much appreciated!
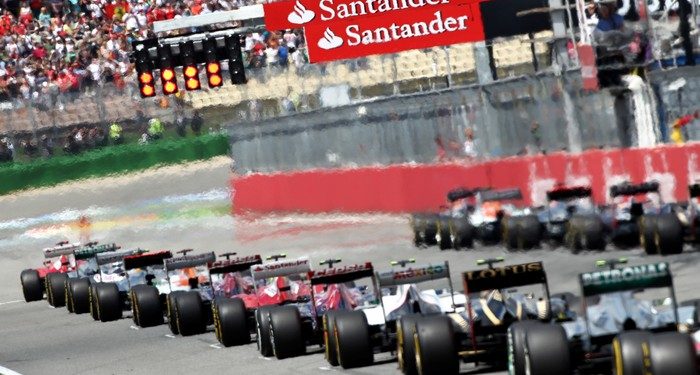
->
[1,158,699,375]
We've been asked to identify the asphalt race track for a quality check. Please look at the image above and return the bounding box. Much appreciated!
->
[1,159,699,375]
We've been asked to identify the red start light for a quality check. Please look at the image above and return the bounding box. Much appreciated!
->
[185,78,200,90]
[163,81,177,94]
[208,75,222,87]
[141,85,155,97]
[139,72,153,84]
[207,63,220,75]
[184,66,198,78]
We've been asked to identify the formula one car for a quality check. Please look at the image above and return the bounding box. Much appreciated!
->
[602,181,683,254]
[82,247,153,321]
[326,259,464,371]
[536,185,606,251]
[20,241,81,305]
[63,242,120,313]
[255,258,379,360]
[475,188,541,250]
[403,258,553,375]
[509,258,699,374]
[410,187,474,249]
[212,253,312,347]
[122,250,173,326]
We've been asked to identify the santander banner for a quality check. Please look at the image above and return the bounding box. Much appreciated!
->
[263,0,486,63]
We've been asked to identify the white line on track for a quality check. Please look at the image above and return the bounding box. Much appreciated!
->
[258,356,272,361]
[129,325,139,330]
[318,366,336,371]
[209,344,222,349]
[164,334,175,339]
[0,300,22,306]
[0,364,24,375]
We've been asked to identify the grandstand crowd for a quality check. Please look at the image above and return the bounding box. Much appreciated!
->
[0,0,308,102]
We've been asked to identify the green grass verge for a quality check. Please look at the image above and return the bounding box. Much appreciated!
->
[0,133,229,195]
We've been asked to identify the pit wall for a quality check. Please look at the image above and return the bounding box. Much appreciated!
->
[231,144,700,214]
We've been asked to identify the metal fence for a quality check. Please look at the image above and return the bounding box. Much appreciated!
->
[226,69,623,173]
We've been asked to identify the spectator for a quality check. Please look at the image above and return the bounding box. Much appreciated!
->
[109,122,123,144]
[175,111,186,137]
[40,134,53,157]
[147,117,164,140]
[462,127,478,159]
[190,110,202,136]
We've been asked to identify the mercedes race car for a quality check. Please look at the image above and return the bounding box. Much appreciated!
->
[325,259,464,371]
[536,185,606,251]
[401,258,553,375]
[508,259,699,374]
[602,181,684,254]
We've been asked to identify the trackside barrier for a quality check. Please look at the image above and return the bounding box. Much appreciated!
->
[0,134,229,195]
[230,144,700,214]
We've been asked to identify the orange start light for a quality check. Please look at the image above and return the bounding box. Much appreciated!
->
[161,68,175,81]
[184,66,198,78]
[139,72,153,84]
[186,78,200,90]
[141,85,155,97]
[163,81,178,94]
[207,63,220,75]
[208,75,222,87]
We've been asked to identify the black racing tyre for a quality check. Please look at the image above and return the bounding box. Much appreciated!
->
[410,214,425,248]
[65,278,76,313]
[518,215,542,250]
[20,269,43,302]
[639,215,658,255]
[411,214,438,247]
[649,332,698,375]
[680,299,700,326]
[503,217,521,250]
[612,331,652,375]
[46,273,68,308]
[68,278,91,314]
[414,316,458,375]
[436,217,453,250]
[167,291,186,335]
[213,297,250,347]
[522,323,571,374]
[507,321,544,375]
[94,282,122,322]
[174,291,206,336]
[323,311,339,366]
[397,315,422,375]
[131,284,163,328]
[566,215,606,252]
[334,310,373,369]
[88,284,100,321]
[269,305,305,359]
[256,306,275,357]
[655,213,684,255]
[449,218,474,250]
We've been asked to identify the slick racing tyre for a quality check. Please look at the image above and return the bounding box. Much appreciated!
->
[436,217,453,250]
[613,331,652,375]
[397,315,422,375]
[256,306,275,357]
[414,316,458,375]
[213,297,249,347]
[20,269,43,302]
[334,311,373,369]
[94,282,122,322]
[507,321,543,375]
[65,278,76,313]
[517,323,570,375]
[639,215,659,255]
[504,216,541,251]
[323,311,339,366]
[167,291,186,335]
[67,278,91,314]
[654,214,684,255]
[269,306,305,359]
[131,284,163,328]
[411,214,438,247]
[174,291,206,336]
[649,332,698,375]
[565,215,606,252]
[45,272,68,308]
[449,218,474,250]
[89,283,100,321]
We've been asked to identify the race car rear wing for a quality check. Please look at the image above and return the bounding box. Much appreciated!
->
[546,186,593,201]
[479,188,523,202]
[309,262,374,285]
[462,261,548,293]
[74,243,120,260]
[43,242,82,258]
[251,257,311,280]
[377,261,450,287]
[96,248,147,266]
[165,252,216,271]
[689,184,700,198]
[610,181,660,198]
[447,187,474,202]
[209,255,263,275]
[123,251,173,271]
[579,262,672,297]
